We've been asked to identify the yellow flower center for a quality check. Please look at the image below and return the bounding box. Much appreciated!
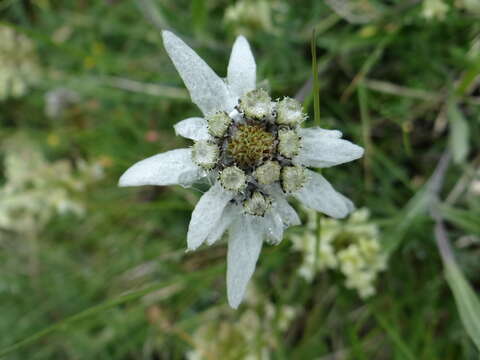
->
[227,124,275,168]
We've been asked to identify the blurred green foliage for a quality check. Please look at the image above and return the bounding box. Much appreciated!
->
[1,0,480,359]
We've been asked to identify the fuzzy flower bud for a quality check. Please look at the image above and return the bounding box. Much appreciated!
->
[275,97,305,126]
[281,166,306,193]
[243,191,270,216]
[239,88,272,119]
[254,160,281,185]
[191,141,219,169]
[278,128,301,158]
[207,111,232,137]
[219,166,246,192]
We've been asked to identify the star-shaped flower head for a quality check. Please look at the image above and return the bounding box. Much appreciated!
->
[119,31,364,308]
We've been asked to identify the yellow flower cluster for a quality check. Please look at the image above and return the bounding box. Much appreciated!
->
[0,135,104,236]
[224,0,287,36]
[291,208,387,299]
[187,286,296,360]
[456,0,480,15]
[422,0,449,20]
[0,25,40,100]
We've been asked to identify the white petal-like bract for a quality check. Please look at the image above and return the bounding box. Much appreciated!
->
[206,204,239,245]
[263,210,284,244]
[338,192,356,213]
[300,127,342,139]
[294,127,364,168]
[187,182,234,250]
[174,117,210,141]
[118,148,201,187]
[268,184,301,226]
[227,215,263,308]
[227,35,256,100]
[162,31,235,115]
[293,169,353,219]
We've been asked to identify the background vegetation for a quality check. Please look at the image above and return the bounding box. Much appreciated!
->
[1,0,479,358]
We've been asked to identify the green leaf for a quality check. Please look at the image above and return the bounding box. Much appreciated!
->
[440,205,480,236]
[373,312,416,360]
[448,101,469,164]
[385,186,430,254]
[311,28,321,126]
[444,261,480,352]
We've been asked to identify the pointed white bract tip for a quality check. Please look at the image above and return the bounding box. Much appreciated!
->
[227,284,245,308]
[340,194,356,215]
[162,30,182,52]
[162,30,173,39]
[118,171,136,187]
[174,117,210,141]
[327,197,351,219]
[358,145,365,158]
[187,235,201,252]
[118,176,128,187]
[227,35,256,101]
[228,296,241,309]
[186,245,198,252]
[161,31,172,46]
[347,143,365,161]
[162,30,234,115]
[235,35,249,46]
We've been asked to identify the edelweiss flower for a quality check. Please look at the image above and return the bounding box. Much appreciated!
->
[119,31,364,308]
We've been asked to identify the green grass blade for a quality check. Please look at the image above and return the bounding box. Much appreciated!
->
[358,82,373,190]
[444,261,480,352]
[311,28,320,126]
[373,313,416,360]
[447,100,470,164]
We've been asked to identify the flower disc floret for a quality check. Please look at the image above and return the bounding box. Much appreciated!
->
[207,111,232,137]
[244,191,270,216]
[191,141,219,169]
[254,160,281,185]
[358,238,380,259]
[281,166,307,193]
[278,128,301,158]
[239,89,272,119]
[275,97,305,126]
[338,245,366,275]
[219,166,246,192]
[227,124,275,168]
